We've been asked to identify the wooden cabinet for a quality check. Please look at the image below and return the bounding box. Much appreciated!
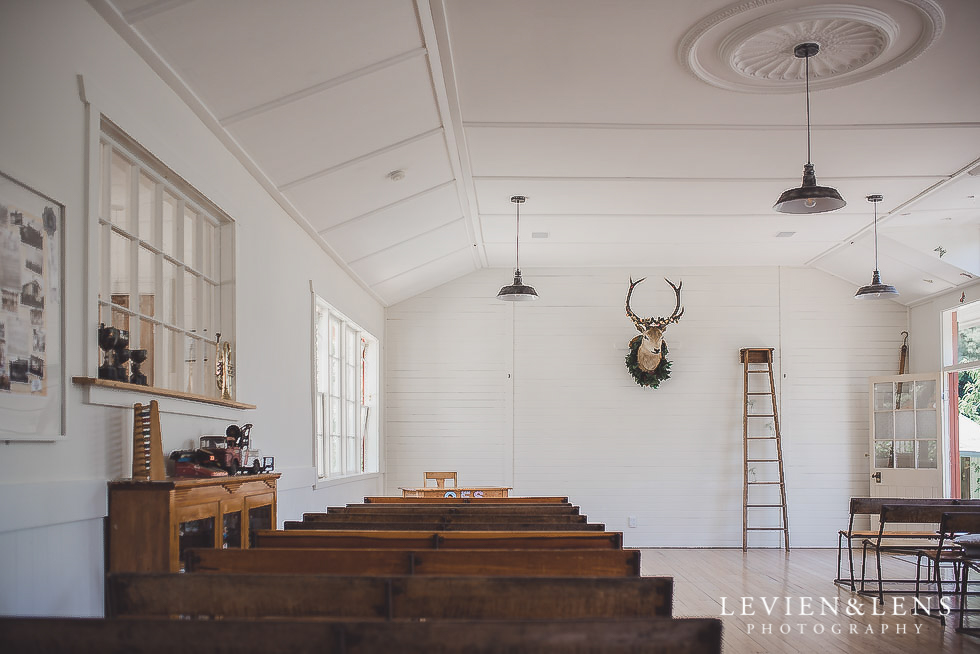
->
[107,473,279,572]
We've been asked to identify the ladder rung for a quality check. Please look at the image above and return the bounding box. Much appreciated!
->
[746,459,780,462]
[746,437,778,440]
[746,370,770,373]
[747,481,783,485]
[747,414,775,418]
[746,392,772,396]
[746,527,787,531]
[747,504,785,508]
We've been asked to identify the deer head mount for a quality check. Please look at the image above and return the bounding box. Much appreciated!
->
[625,277,684,387]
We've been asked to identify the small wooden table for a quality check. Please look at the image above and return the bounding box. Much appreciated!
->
[400,487,511,498]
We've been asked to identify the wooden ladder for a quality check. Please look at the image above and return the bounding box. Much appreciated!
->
[740,348,789,551]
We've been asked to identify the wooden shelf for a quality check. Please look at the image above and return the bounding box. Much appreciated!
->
[72,376,256,410]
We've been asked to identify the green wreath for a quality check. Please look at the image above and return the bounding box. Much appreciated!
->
[625,336,672,388]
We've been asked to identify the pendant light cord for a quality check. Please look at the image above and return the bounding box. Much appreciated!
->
[515,199,521,271]
[805,53,811,165]
[873,200,879,271]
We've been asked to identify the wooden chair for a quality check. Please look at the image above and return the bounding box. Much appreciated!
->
[862,504,980,602]
[424,471,457,488]
[912,512,980,626]
[836,497,969,590]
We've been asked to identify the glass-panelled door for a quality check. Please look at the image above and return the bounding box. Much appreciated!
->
[870,373,944,498]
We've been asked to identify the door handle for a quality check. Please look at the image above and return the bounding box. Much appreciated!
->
[872,472,882,483]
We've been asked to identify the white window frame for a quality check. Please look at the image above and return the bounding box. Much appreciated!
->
[94,117,234,397]
[313,292,378,481]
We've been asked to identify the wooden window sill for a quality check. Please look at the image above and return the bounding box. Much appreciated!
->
[72,377,256,411]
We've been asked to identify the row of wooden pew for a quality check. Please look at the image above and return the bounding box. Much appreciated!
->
[0,494,723,652]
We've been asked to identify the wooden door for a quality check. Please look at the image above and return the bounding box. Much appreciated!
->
[869,374,944,499]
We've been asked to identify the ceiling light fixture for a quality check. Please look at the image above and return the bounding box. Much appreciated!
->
[854,194,898,300]
[774,43,846,214]
[497,195,538,301]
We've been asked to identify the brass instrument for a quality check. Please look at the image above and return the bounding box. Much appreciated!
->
[215,332,234,400]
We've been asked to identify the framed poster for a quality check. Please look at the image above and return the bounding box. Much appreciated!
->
[0,171,65,440]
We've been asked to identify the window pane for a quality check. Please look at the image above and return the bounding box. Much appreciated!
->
[162,192,177,255]
[201,281,214,337]
[138,318,154,386]
[161,327,180,390]
[184,271,198,334]
[916,410,937,439]
[895,411,915,439]
[917,441,937,468]
[162,260,177,324]
[329,434,341,473]
[346,329,356,360]
[874,383,893,411]
[181,332,196,394]
[138,172,155,244]
[138,246,155,315]
[914,380,936,409]
[874,412,893,439]
[329,358,340,395]
[109,231,131,300]
[184,208,197,268]
[874,441,894,468]
[315,433,325,477]
[202,221,215,279]
[959,321,980,365]
[329,317,339,358]
[109,151,131,231]
[346,364,355,398]
[895,440,915,468]
[329,397,341,435]
[896,384,913,410]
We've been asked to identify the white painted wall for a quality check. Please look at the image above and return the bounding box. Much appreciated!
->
[0,0,383,616]
[386,267,907,547]
[908,281,980,374]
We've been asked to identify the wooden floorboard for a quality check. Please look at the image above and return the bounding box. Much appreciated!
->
[639,548,979,653]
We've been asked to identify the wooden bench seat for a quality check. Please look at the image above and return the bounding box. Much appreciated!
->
[302,512,590,525]
[0,616,722,654]
[107,573,673,620]
[363,496,569,504]
[283,520,606,531]
[255,529,624,550]
[185,547,641,577]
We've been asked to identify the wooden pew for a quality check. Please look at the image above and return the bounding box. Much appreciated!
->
[185,547,641,577]
[107,573,673,620]
[363,495,569,504]
[302,512,590,525]
[331,504,582,515]
[255,529,624,550]
[0,617,723,654]
[283,520,606,531]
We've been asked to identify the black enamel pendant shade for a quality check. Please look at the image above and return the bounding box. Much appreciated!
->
[855,194,899,300]
[774,43,846,214]
[497,195,538,301]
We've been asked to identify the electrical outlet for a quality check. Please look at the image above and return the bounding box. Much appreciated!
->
[628,516,637,528]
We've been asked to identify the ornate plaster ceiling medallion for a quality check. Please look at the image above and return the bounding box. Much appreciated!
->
[678,0,945,93]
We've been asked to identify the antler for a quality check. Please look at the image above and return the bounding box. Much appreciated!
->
[626,277,684,332]
[653,278,684,327]
[626,277,654,332]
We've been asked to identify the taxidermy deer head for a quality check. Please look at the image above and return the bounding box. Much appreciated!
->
[626,277,684,373]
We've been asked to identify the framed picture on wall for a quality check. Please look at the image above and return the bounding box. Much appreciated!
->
[0,171,65,440]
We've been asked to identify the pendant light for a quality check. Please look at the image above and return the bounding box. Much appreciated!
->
[773,43,846,214]
[497,195,538,301]
[854,194,899,300]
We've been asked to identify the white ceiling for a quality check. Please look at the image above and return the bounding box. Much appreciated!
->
[95,0,980,305]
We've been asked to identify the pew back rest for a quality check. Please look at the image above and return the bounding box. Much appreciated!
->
[254,529,624,550]
[107,573,673,620]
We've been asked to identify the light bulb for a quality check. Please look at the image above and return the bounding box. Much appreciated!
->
[804,198,817,208]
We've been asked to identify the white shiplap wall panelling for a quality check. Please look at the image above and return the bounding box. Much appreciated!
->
[386,266,908,546]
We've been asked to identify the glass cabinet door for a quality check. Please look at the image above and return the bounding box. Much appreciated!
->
[222,511,242,549]
[177,516,215,570]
